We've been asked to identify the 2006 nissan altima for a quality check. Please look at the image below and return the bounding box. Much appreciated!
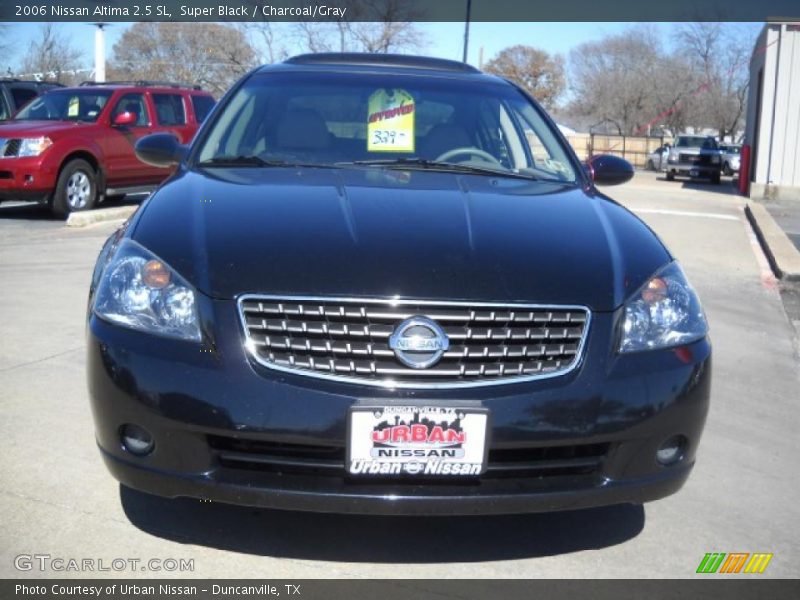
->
[87,54,710,515]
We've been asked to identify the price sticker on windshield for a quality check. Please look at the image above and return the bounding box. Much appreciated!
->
[367,89,415,153]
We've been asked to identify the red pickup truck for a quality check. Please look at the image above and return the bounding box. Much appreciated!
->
[0,81,215,216]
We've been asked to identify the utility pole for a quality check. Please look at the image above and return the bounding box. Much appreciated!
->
[462,0,472,63]
[94,23,106,82]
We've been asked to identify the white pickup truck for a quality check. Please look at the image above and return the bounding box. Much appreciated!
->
[665,135,722,184]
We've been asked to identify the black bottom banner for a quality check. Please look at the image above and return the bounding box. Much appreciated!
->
[4,580,800,600]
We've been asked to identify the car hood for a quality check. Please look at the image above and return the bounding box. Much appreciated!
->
[131,167,671,311]
[0,120,90,137]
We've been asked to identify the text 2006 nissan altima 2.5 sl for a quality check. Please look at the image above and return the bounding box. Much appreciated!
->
[87,54,711,515]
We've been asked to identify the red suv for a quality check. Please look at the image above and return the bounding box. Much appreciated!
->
[0,81,215,216]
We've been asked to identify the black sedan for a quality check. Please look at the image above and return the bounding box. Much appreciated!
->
[87,54,711,515]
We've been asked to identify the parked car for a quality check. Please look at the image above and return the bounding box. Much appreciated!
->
[665,135,722,184]
[0,81,215,216]
[645,143,671,171]
[87,54,710,516]
[0,78,62,121]
[719,144,741,176]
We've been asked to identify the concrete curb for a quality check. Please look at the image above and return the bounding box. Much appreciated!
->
[745,202,800,281]
[65,205,138,228]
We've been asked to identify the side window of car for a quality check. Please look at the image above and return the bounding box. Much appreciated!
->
[153,94,186,126]
[112,93,149,127]
[10,87,37,111]
[191,95,215,122]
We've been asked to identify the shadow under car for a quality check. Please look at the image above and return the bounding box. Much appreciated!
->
[120,485,645,563]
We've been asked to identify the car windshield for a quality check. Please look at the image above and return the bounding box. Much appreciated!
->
[195,71,578,183]
[14,89,112,122]
[676,136,718,149]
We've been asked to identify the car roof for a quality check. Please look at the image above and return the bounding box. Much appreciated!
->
[257,53,504,84]
[70,81,210,94]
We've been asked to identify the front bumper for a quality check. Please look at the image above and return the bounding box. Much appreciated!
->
[0,156,56,202]
[87,301,711,516]
[667,163,720,178]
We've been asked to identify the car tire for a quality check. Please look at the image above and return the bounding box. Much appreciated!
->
[52,159,97,218]
[722,162,732,176]
[710,172,721,185]
[666,171,675,181]
[646,160,654,171]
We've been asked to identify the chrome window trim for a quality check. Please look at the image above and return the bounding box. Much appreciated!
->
[236,294,592,390]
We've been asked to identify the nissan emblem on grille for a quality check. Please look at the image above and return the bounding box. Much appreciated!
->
[388,316,450,369]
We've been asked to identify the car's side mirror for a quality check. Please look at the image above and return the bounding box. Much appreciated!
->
[113,111,137,127]
[135,133,187,168]
[586,154,635,186]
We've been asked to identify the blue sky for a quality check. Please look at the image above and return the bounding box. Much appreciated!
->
[2,21,761,76]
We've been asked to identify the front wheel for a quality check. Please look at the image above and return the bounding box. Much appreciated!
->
[51,159,97,218]
[722,162,732,176]
[665,171,675,181]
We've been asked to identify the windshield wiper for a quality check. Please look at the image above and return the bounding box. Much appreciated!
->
[197,156,333,169]
[336,158,540,181]
[197,155,280,168]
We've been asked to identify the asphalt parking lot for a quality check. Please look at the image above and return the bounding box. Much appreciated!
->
[1,172,798,579]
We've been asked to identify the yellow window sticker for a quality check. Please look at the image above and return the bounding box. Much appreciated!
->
[367,89,415,152]
[67,97,79,118]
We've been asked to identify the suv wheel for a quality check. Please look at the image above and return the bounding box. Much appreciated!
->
[52,159,97,217]
[665,171,675,181]
[722,162,732,176]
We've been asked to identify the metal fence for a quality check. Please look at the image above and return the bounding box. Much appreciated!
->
[562,133,670,169]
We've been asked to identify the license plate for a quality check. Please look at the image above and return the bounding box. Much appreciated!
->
[348,406,489,477]
[690,169,699,177]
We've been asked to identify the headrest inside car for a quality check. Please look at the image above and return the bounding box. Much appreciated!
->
[275,109,331,151]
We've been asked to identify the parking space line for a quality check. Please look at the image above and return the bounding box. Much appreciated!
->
[633,208,741,221]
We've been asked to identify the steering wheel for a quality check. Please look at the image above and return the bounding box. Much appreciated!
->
[436,147,504,167]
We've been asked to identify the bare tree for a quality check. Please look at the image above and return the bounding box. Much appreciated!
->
[568,27,666,135]
[20,24,82,84]
[484,45,565,109]
[676,22,751,139]
[109,23,257,96]
[291,0,427,54]
[644,53,703,136]
[238,22,291,64]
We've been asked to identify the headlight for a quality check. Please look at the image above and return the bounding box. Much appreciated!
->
[93,239,201,341]
[619,262,707,353]
[17,137,53,157]
[710,155,720,164]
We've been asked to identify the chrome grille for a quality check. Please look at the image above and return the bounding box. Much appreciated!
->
[679,152,709,165]
[238,296,590,388]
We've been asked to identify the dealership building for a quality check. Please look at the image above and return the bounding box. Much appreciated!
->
[745,22,800,200]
